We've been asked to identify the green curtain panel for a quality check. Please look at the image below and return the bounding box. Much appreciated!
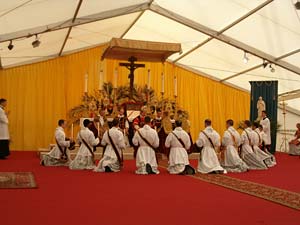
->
[249,81,278,154]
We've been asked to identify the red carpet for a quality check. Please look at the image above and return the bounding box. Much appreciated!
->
[0,151,300,225]
[226,153,300,193]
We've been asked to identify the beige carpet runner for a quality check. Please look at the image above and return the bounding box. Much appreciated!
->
[159,160,300,210]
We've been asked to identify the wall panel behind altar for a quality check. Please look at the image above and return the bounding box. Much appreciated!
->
[0,45,250,150]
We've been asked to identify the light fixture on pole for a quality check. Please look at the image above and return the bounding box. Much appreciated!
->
[32,34,41,48]
[269,64,275,73]
[243,51,249,64]
[262,60,268,68]
[295,0,300,10]
[7,40,14,50]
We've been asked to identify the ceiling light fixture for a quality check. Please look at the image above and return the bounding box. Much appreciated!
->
[7,40,14,50]
[263,60,268,68]
[243,51,249,64]
[269,64,275,73]
[32,34,41,48]
[295,1,300,10]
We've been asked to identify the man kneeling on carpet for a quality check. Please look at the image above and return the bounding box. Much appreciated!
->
[94,118,125,172]
[69,119,100,170]
[196,119,225,174]
[41,119,75,166]
[165,120,195,175]
[133,116,160,175]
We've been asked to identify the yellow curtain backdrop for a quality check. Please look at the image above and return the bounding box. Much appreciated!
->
[0,45,249,150]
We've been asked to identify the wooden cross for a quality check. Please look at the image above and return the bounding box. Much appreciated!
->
[119,56,145,98]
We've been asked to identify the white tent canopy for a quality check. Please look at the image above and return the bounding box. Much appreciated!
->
[0,0,300,109]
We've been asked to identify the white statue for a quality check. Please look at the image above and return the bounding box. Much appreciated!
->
[257,96,266,121]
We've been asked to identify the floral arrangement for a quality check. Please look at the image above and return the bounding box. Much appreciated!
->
[68,82,189,125]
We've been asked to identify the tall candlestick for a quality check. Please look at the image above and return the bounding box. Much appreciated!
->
[147,69,151,89]
[114,68,118,88]
[174,76,177,97]
[99,70,103,91]
[97,122,100,133]
[161,73,164,93]
[84,73,88,93]
[71,123,74,139]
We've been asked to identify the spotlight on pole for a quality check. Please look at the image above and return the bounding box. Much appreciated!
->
[263,60,268,68]
[295,1,300,10]
[269,64,275,73]
[32,34,41,48]
[243,51,249,64]
[7,40,14,50]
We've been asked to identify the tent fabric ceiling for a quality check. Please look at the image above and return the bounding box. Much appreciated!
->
[0,0,299,109]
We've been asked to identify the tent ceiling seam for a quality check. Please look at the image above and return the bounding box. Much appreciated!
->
[173,0,274,63]
[276,48,300,60]
[221,47,300,82]
[0,0,32,19]
[120,0,154,39]
[149,4,300,77]
[0,3,150,43]
[58,0,83,56]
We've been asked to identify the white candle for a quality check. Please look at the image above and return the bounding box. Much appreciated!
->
[114,68,118,88]
[84,73,88,93]
[147,69,151,89]
[71,123,74,139]
[99,70,103,91]
[174,76,177,97]
[161,73,164,93]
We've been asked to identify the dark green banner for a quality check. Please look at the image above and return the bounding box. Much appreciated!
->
[249,81,278,154]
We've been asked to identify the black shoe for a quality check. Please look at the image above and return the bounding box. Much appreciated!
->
[185,165,196,175]
[146,163,154,174]
[215,170,224,174]
[40,160,45,166]
[0,156,7,160]
[179,169,187,175]
[105,166,112,172]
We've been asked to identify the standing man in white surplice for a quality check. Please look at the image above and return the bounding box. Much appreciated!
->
[196,119,225,174]
[0,98,10,159]
[260,110,271,152]
[133,116,160,175]
[221,119,248,173]
[165,120,195,175]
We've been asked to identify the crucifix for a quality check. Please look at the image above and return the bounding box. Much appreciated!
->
[119,56,145,98]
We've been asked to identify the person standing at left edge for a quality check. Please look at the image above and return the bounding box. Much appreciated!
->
[0,99,10,159]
